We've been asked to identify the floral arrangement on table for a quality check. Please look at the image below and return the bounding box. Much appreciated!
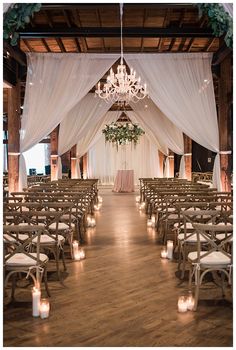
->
[197,4,232,48]
[102,122,145,149]
[4,3,42,46]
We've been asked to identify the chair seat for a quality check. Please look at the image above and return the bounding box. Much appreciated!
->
[178,233,208,243]
[216,233,233,242]
[174,222,193,229]
[6,252,48,267]
[4,234,29,243]
[167,214,178,220]
[49,222,74,230]
[18,222,45,227]
[32,234,65,244]
[188,251,231,266]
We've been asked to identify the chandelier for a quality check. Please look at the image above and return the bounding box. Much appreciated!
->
[95,3,148,103]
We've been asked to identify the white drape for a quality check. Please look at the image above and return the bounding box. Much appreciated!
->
[58,94,113,155]
[19,53,119,189]
[128,98,184,156]
[163,157,169,178]
[76,111,122,158]
[222,3,233,17]
[87,134,160,185]
[125,53,221,189]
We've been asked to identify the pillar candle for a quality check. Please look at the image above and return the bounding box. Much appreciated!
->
[32,286,41,317]
[167,240,174,259]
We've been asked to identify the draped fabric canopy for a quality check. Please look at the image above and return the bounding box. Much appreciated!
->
[20,52,221,189]
[125,53,221,189]
[19,53,119,189]
[58,94,113,156]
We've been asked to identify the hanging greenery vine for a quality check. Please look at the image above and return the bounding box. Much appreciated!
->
[4,3,42,46]
[102,122,145,149]
[197,4,232,49]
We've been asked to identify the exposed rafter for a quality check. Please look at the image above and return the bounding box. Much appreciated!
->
[19,27,214,39]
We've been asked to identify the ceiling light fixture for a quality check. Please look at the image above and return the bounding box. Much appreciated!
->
[95,3,148,103]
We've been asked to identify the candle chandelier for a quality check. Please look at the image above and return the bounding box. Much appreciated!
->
[95,3,148,103]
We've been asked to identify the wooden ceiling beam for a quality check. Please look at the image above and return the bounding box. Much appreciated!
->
[186,38,195,52]
[41,38,51,52]
[63,9,73,27]
[179,9,185,28]
[41,4,195,10]
[204,37,215,52]
[22,39,34,52]
[56,38,66,52]
[72,9,88,52]
[168,38,176,51]
[178,37,186,51]
[44,10,54,28]
[19,27,214,39]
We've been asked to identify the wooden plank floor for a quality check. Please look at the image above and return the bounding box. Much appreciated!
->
[3,188,233,347]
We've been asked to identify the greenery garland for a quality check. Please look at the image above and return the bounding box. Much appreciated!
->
[4,3,42,46]
[197,4,232,48]
[102,122,145,149]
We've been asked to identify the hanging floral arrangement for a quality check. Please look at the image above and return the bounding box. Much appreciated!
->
[197,4,232,48]
[102,122,145,149]
[4,3,42,46]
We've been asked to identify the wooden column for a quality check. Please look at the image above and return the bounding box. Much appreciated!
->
[218,54,232,192]
[70,144,77,179]
[158,150,164,177]
[82,153,88,179]
[169,150,174,178]
[50,125,59,181]
[8,81,21,193]
[183,134,192,181]
[61,151,71,174]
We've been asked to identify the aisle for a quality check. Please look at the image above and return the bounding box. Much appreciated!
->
[4,188,232,347]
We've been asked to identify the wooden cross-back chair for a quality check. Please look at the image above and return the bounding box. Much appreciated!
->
[3,225,50,300]
[188,223,233,311]
[177,210,233,279]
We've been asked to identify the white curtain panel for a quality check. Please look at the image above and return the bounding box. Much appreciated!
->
[19,53,119,189]
[222,3,233,17]
[58,93,113,155]
[125,53,221,189]
[163,157,170,178]
[58,110,121,179]
[128,97,184,155]
[76,111,122,158]
[87,134,160,185]
[122,111,163,177]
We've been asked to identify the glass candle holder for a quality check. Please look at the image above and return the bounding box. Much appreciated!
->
[40,298,50,319]
[161,248,168,259]
[178,296,188,313]
[90,217,96,227]
[187,291,195,311]
[79,249,86,260]
[72,240,80,260]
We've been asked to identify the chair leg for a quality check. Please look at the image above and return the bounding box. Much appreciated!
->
[61,248,67,272]
[43,266,51,297]
[220,271,226,297]
[55,246,61,281]
[193,268,201,311]
[180,244,186,279]
[11,273,17,301]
